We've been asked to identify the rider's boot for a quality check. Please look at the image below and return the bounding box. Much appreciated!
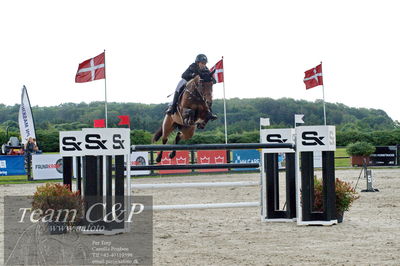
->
[166,91,179,115]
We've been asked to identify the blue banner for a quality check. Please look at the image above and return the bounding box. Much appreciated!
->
[0,155,26,176]
[232,149,260,171]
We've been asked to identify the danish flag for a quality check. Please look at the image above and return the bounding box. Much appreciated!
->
[75,52,105,83]
[210,59,224,83]
[303,63,323,89]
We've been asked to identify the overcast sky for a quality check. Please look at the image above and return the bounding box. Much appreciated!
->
[1,0,400,122]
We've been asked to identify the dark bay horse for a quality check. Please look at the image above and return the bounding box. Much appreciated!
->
[153,70,216,162]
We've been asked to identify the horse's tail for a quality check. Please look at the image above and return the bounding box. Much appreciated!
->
[153,127,163,143]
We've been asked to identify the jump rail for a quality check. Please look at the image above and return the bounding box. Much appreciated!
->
[132,181,260,189]
[131,143,294,152]
[130,163,259,171]
[149,201,261,211]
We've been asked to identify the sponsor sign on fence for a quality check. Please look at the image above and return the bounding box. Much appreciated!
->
[131,152,150,176]
[0,155,26,176]
[158,150,191,174]
[369,146,397,166]
[32,154,63,180]
[232,149,260,171]
[197,150,228,173]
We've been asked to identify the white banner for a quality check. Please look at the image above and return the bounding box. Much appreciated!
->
[260,128,295,153]
[32,154,63,180]
[18,86,36,144]
[131,152,150,176]
[60,128,131,156]
[296,125,336,152]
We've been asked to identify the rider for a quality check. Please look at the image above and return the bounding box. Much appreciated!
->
[166,54,217,121]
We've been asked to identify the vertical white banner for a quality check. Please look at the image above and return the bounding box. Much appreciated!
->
[18,86,36,144]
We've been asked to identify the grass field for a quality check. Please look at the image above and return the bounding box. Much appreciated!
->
[335,147,351,167]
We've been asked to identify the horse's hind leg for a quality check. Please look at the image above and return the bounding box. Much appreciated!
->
[169,132,182,159]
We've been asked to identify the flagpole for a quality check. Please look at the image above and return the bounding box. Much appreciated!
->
[222,56,228,144]
[104,49,108,128]
[321,61,327,125]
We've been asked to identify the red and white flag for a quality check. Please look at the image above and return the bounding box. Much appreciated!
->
[210,59,224,83]
[303,63,323,89]
[75,52,105,83]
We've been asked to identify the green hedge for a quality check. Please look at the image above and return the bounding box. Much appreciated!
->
[2,128,400,153]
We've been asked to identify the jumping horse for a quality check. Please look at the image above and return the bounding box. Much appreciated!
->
[153,70,216,162]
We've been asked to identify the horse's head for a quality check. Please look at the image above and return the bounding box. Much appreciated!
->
[197,69,216,104]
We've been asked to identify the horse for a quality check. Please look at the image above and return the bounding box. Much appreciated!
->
[153,70,216,162]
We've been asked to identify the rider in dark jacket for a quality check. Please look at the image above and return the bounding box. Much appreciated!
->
[166,54,217,121]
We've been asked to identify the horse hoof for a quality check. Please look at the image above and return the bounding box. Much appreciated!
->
[156,155,162,163]
[169,151,176,159]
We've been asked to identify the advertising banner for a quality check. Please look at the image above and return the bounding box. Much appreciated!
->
[131,152,150,176]
[197,150,228,173]
[32,154,63,180]
[369,146,397,166]
[0,155,26,176]
[158,150,190,174]
[232,149,260,171]
[18,86,36,144]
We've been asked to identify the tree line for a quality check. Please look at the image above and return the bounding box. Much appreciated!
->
[0,97,399,152]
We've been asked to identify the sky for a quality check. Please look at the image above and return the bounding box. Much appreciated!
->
[1,0,400,122]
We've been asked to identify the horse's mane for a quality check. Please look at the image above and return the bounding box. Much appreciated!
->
[186,70,215,89]
[186,75,201,89]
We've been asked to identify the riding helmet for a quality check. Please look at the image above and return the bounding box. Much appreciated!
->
[195,54,208,64]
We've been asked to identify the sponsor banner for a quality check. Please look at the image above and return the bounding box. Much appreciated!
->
[32,154,63,180]
[197,150,228,173]
[18,86,36,144]
[296,126,336,152]
[232,149,260,171]
[260,128,295,153]
[369,146,397,166]
[0,155,26,176]
[60,128,130,156]
[158,151,190,174]
[131,152,150,176]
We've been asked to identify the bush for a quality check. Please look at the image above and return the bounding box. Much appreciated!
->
[346,141,376,156]
[32,183,83,224]
[131,129,152,145]
[313,177,360,213]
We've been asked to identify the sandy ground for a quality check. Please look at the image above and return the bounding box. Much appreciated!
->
[1,169,400,265]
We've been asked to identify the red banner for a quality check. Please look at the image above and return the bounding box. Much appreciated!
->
[197,150,228,173]
[158,150,191,174]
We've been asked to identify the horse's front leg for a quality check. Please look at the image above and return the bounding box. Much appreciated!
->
[169,132,182,159]
[183,108,195,126]
[155,137,168,163]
